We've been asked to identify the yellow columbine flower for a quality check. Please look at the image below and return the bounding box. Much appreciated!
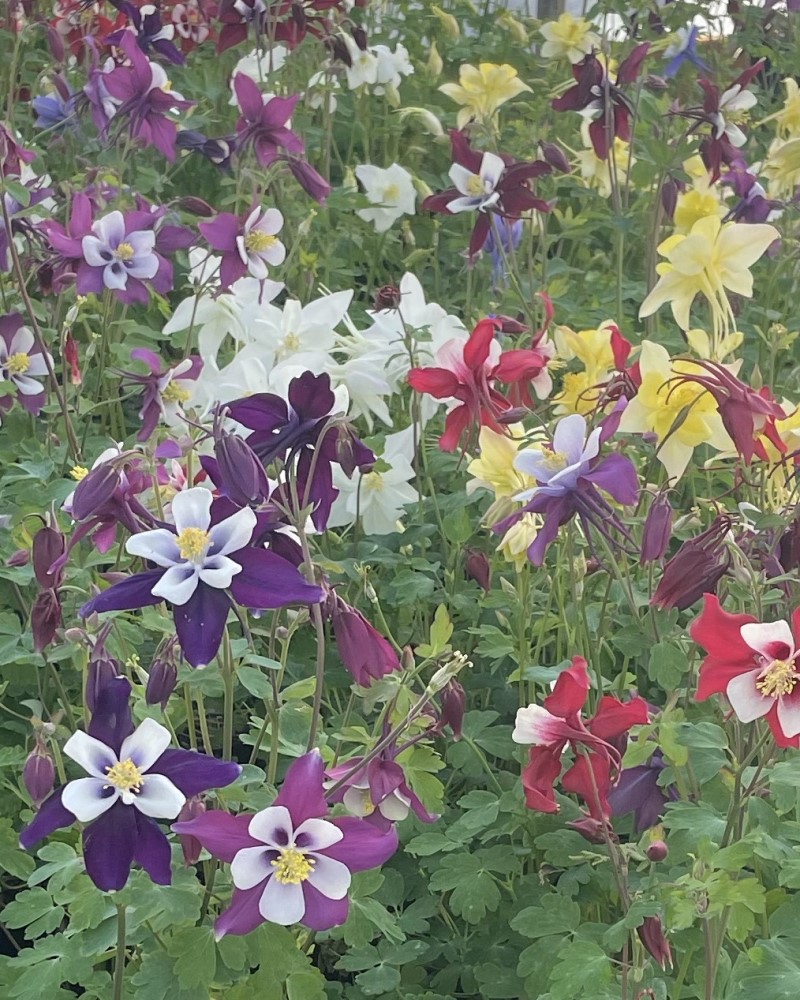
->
[685,328,743,362]
[674,188,724,234]
[467,425,533,498]
[762,79,800,139]
[575,127,635,199]
[553,371,603,416]
[763,136,800,198]
[617,341,732,482]
[439,62,531,129]
[497,514,541,571]
[539,13,600,64]
[554,321,618,380]
[639,216,779,352]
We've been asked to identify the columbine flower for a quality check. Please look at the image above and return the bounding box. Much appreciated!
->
[326,749,437,830]
[329,449,418,536]
[199,206,285,289]
[233,73,303,167]
[324,592,400,686]
[123,348,202,442]
[607,751,673,831]
[639,217,779,347]
[354,163,416,233]
[79,486,322,668]
[616,342,731,482]
[172,751,398,937]
[663,25,709,78]
[106,1,184,65]
[651,515,731,611]
[81,211,159,295]
[446,151,505,214]
[0,313,50,420]
[539,13,600,64]
[20,676,240,891]
[467,425,533,500]
[438,62,531,129]
[692,594,800,747]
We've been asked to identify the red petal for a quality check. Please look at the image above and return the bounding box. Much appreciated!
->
[689,594,756,661]
[521,747,562,813]
[463,318,499,372]
[545,656,590,719]
[588,695,649,741]
[407,367,460,399]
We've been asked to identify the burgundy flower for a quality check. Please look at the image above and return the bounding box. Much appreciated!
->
[651,515,731,611]
[326,592,400,686]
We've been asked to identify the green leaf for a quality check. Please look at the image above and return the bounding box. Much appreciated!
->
[429,854,501,924]
[3,888,64,938]
[237,664,274,698]
[356,965,402,995]
[728,939,800,998]
[510,895,580,940]
[549,941,612,1000]
[166,926,217,990]
[0,819,35,880]
[4,178,31,207]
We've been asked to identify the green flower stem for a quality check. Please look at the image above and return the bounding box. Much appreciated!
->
[222,630,235,761]
[112,904,127,1000]
[183,686,198,751]
[195,689,214,757]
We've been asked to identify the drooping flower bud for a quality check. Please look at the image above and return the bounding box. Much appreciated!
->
[646,839,668,862]
[286,158,331,204]
[23,737,55,809]
[640,493,673,565]
[176,796,206,865]
[465,549,491,592]
[6,548,29,567]
[637,916,672,969]
[63,331,81,385]
[373,285,401,311]
[539,141,570,174]
[439,679,465,740]
[661,177,678,221]
[31,589,61,652]
[177,196,216,217]
[71,464,120,521]
[32,524,64,589]
[567,814,611,845]
[145,637,180,710]
[650,516,731,611]
[85,627,122,712]
[427,40,443,78]
[215,431,269,507]
[328,595,400,687]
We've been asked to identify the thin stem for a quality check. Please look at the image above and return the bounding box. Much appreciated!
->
[113,904,127,1000]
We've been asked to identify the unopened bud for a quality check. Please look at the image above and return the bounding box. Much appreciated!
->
[640,493,673,565]
[645,74,668,92]
[465,548,491,592]
[145,637,180,710]
[215,431,269,507]
[71,464,120,521]
[539,141,570,174]
[6,548,29,567]
[439,679,465,740]
[45,25,65,64]
[661,177,678,221]
[32,524,64,589]
[646,839,668,862]
[176,796,206,865]
[178,196,216,217]
[31,589,61,653]
[431,5,460,39]
[429,651,471,692]
[373,285,401,311]
[23,740,55,809]
[427,40,443,78]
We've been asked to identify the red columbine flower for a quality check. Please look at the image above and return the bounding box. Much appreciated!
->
[551,43,650,159]
[512,656,648,818]
[691,593,800,748]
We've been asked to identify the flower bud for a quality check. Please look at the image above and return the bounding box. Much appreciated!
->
[32,524,64,589]
[329,596,400,686]
[636,916,672,970]
[145,638,180,710]
[23,739,54,809]
[640,493,673,565]
[177,196,216,217]
[63,331,81,385]
[176,796,206,865]
[31,589,61,653]
[71,464,120,521]
[661,177,678,221]
[650,515,731,611]
[6,548,29,567]
[646,839,668,862]
[431,4,459,39]
[45,25,65,65]
[539,141,570,174]
[465,548,491,592]
[286,158,331,205]
[427,40,443,79]
[86,634,122,713]
[439,679,465,740]
[215,431,269,507]
[644,74,668,92]
[567,814,610,844]
[373,285,401,311]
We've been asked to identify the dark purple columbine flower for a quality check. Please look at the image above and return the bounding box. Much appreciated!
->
[199,205,285,290]
[176,129,236,170]
[233,73,303,168]
[172,750,398,937]
[663,25,710,78]
[607,751,674,832]
[215,0,268,54]
[103,30,192,161]
[79,486,322,668]
[283,156,331,204]
[145,636,180,709]
[326,751,438,831]
[0,182,53,274]
[23,736,55,810]
[325,592,400,687]
[723,158,783,228]
[106,1,185,65]
[123,347,202,442]
[650,514,731,611]
[640,492,673,565]
[0,122,35,177]
[493,413,638,566]
[19,676,240,892]
[227,372,375,530]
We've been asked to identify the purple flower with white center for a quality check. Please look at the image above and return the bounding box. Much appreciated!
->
[723,158,783,228]
[124,347,202,442]
[0,313,51,419]
[663,26,710,78]
[79,486,322,668]
[81,210,158,293]
[446,151,505,214]
[172,750,398,936]
[0,182,52,273]
[233,73,304,168]
[199,205,285,289]
[326,752,438,831]
[19,676,240,892]
[32,77,78,133]
[493,413,638,566]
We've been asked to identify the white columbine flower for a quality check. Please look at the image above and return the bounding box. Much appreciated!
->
[237,207,286,279]
[355,164,416,232]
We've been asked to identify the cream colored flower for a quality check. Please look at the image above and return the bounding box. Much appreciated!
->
[575,123,635,199]
[540,13,600,63]
[497,514,541,571]
[763,136,800,199]
[439,62,531,129]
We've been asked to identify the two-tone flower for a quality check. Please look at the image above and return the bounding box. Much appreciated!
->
[0,313,51,421]
[199,205,285,289]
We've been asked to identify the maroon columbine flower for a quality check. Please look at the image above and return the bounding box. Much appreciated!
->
[326,592,400,686]
[199,205,286,289]
[173,750,398,936]
[233,73,303,168]
[551,43,650,159]
[638,916,672,970]
[20,676,241,892]
[650,515,732,611]
[215,0,267,53]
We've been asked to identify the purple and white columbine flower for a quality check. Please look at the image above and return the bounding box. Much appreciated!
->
[513,413,602,500]
[446,151,505,214]
[81,211,159,292]
[173,750,398,937]
[79,486,322,667]
[0,313,51,419]
[125,347,202,442]
[326,751,438,831]
[663,26,709,78]
[199,205,285,289]
[20,676,240,891]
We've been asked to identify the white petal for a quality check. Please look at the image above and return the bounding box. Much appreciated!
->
[342,786,371,817]
[777,695,800,739]
[512,705,564,746]
[63,730,117,778]
[81,235,111,267]
[258,875,306,925]
[209,506,257,556]
[9,327,34,354]
[231,845,273,890]
[13,374,45,396]
[306,854,351,900]
[62,777,119,822]
[293,817,343,852]
[378,792,410,822]
[131,773,186,818]
[249,805,295,847]
[448,163,478,196]
[94,211,125,246]
[151,564,200,605]
[119,717,172,772]
[171,486,213,533]
[740,621,795,660]
[103,263,129,290]
[126,528,181,567]
[726,671,773,723]
[198,554,242,590]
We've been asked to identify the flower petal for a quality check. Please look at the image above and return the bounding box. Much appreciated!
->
[229,547,322,611]
[79,570,165,618]
[306,854,350,899]
[248,805,294,846]
[258,875,306,925]
[214,886,266,940]
[198,554,242,590]
[231,845,274,890]
[740,620,795,661]
[82,799,137,892]
[293,817,343,852]
[209,506,257,556]
[172,810,259,863]
[62,777,119,823]
[171,487,213,533]
[300,882,349,930]
[777,690,800,739]
[324,816,398,872]
[133,810,172,885]
[132,773,185,819]
[119,718,172,772]
[273,751,328,826]
[126,528,181,567]
[726,670,772,723]
[174,583,230,668]
[62,730,117,778]
[19,788,76,849]
[150,750,241,797]
[152,564,199,606]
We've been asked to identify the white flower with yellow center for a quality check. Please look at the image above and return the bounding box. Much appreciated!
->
[446,151,505,214]
[237,207,285,280]
[355,163,416,233]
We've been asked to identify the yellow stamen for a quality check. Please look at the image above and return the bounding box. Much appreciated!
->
[105,758,143,793]
[176,526,210,561]
[6,352,30,376]
[162,382,190,404]
[114,242,135,262]
[756,658,798,698]
[245,230,278,254]
[362,471,384,493]
[271,847,315,884]
[539,446,568,472]
[466,174,484,196]
[70,465,89,481]
[382,183,400,202]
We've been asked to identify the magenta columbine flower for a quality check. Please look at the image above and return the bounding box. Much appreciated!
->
[20,676,240,892]
[0,313,51,420]
[125,347,202,442]
[81,211,159,293]
[173,750,398,937]
[233,72,304,168]
[199,205,285,289]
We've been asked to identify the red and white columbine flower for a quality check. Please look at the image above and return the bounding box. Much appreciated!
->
[446,151,505,214]
[692,594,800,746]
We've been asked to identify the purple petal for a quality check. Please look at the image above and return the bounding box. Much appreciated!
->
[586,453,639,506]
[87,675,134,753]
[229,548,322,611]
[171,810,259,863]
[174,583,230,668]
[19,788,75,849]
[133,811,172,885]
[233,73,264,121]
[198,214,239,254]
[300,882,349,930]
[79,570,164,617]
[149,749,241,795]
[324,816,398,872]
[130,347,162,373]
[225,393,287,431]
[214,885,266,939]
[83,800,137,891]
[273,751,328,826]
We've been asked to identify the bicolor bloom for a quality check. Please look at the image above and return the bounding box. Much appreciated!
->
[512,656,649,817]
[124,348,202,442]
[692,594,800,747]
[326,752,438,830]
[539,13,600,64]
[172,751,398,937]
[81,211,159,294]
[0,313,50,420]
[79,487,322,667]
[199,206,285,289]
[663,26,709,78]
[20,677,240,891]
[438,62,531,129]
